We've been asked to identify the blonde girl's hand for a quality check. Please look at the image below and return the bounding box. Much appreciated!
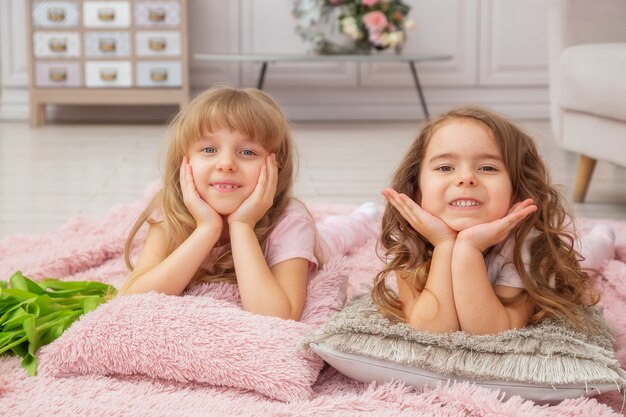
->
[382,188,457,246]
[456,198,538,252]
[180,156,223,232]
[228,154,278,227]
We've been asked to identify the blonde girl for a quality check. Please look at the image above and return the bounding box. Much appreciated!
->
[121,86,319,321]
[373,106,607,335]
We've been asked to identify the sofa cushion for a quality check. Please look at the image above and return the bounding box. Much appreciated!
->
[558,43,626,122]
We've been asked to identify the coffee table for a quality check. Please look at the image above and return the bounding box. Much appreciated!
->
[194,53,452,118]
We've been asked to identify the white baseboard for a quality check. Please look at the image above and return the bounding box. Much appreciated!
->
[0,88,28,121]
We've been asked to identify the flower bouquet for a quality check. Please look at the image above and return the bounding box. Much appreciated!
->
[0,271,116,375]
[291,0,414,55]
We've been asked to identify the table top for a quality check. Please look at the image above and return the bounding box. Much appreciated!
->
[194,53,452,63]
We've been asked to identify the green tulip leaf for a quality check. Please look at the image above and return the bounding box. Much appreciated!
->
[21,353,37,376]
[2,309,32,331]
[10,272,46,295]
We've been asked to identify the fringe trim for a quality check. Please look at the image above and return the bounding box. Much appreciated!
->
[317,332,626,389]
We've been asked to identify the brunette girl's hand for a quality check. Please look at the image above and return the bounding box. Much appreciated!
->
[382,188,457,246]
[180,156,223,233]
[456,198,537,252]
[228,154,278,227]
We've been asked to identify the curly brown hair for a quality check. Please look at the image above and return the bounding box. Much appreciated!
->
[371,106,598,328]
[122,85,303,290]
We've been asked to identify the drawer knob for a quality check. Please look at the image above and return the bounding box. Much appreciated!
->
[48,38,67,52]
[47,7,66,22]
[100,68,118,81]
[149,8,166,22]
[148,37,167,51]
[99,38,117,52]
[49,68,67,81]
[98,7,116,21]
[150,68,168,81]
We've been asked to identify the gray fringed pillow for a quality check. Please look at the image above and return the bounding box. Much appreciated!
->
[306,294,626,402]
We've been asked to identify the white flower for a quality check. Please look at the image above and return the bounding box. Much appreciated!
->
[379,33,391,47]
[386,30,405,47]
[341,16,363,40]
[404,18,416,31]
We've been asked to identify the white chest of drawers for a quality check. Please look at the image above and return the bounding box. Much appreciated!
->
[27,0,189,126]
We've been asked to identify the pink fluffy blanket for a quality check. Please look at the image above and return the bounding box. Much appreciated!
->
[1,198,625,416]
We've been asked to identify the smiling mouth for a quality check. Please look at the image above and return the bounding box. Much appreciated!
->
[450,199,481,208]
[210,182,242,191]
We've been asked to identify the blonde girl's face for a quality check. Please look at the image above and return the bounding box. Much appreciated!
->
[186,128,270,215]
[417,119,513,232]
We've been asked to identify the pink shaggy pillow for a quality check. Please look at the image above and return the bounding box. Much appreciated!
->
[38,257,348,402]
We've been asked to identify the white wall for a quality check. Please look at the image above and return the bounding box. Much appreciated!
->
[0,0,549,121]
[0,0,29,120]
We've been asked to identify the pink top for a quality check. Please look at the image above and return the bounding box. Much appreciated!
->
[485,230,540,289]
[262,199,319,271]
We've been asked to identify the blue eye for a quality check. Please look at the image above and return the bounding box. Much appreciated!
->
[241,149,256,157]
[479,165,497,172]
[201,146,216,154]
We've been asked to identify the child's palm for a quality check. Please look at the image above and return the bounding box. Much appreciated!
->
[180,157,222,229]
[382,188,457,246]
[458,199,537,251]
[228,155,277,226]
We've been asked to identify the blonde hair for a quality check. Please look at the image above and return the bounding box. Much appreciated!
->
[123,85,299,288]
[372,106,598,328]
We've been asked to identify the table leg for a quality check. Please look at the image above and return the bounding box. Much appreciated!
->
[409,61,430,119]
[256,62,268,90]
[30,100,45,127]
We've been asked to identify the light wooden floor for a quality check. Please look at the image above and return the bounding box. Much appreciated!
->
[0,120,625,239]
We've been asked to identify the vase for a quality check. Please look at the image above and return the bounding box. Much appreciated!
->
[351,39,372,55]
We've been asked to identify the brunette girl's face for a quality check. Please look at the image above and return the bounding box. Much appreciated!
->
[186,128,270,215]
[417,118,513,231]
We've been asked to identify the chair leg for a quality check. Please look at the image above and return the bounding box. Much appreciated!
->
[572,155,597,203]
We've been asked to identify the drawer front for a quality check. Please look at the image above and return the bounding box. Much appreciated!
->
[135,1,181,27]
[33,31,81,57]
[85,32,131,57]
[34,61,81,87]
[136,61,182,87]
[32,1,79,28]
[85,61,132,87]
[83,1,131,28]
[135,31,180,56]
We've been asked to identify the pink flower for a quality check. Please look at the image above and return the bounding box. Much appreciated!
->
[361,10,388,33]
[361,0,379,6]
[368,31,382,45]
